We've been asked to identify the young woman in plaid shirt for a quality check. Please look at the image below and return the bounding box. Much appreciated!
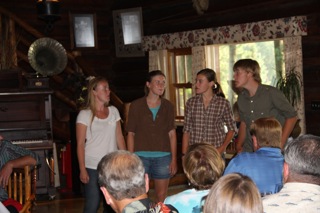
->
[182,68,237,156]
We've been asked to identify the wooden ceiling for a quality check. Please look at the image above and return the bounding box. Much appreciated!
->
[111,0,318,35]
[1,0,317,37]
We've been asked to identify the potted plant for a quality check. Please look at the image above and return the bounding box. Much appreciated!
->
[276,67,302,107]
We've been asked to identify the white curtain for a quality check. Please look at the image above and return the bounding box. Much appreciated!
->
[204,45,234,103]
[148,50,170,100]
[191,46,206,96]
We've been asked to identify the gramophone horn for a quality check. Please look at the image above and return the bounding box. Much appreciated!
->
[28,37,67,77]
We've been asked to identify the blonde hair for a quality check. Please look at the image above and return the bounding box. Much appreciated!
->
[183,143,225,190]
[204,173,263,213]
[250,117,282,148]
[233,59,262,84]
[84,76,109,126]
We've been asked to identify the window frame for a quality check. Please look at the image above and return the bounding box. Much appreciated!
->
[168,48,192,119]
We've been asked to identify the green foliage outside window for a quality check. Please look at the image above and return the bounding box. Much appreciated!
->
[173,40,285,118]
[217,40,284,105]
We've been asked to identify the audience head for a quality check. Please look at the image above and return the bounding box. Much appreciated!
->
[283,134,320,185]
[183,143,225,190]
[196,68,225,97]
[250,117,282,149]
[204,173,263,213]
[98,150,147,203]
[233,59,262,84]
[144,70,166,95]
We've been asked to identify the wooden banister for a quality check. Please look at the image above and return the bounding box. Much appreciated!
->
[0,5,125,114]
[0,6,44,39]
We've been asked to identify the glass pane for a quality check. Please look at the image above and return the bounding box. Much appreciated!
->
[186,55,193,83]
[176,88,183,116]
[180,90,185,117]
[175,88,192,117]
[176,56,186,83]
[185,88,192,102]
[176,55,192,83]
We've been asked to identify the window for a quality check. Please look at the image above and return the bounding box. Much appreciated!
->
[146,16,305,133]
[167,40,285,119]
[206,40,284,105]
[168,48,193,119]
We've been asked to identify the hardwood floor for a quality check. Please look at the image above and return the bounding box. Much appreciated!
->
[34,197,86,213]
[32,185,188,213]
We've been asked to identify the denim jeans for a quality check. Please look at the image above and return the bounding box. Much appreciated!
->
[139,154,171,179]
[83,168,114,213]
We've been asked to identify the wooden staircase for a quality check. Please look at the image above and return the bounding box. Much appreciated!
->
[0,5,125,139]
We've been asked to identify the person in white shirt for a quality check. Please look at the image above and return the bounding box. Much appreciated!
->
[76,76,126,213]
[262,134,320,213]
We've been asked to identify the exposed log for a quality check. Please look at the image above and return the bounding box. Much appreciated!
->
[54,90,77,110]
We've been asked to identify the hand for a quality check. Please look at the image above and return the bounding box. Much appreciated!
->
[0,163,13,188]
[79,169,89,184]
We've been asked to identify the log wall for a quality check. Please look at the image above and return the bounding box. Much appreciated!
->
[0,0,319,135]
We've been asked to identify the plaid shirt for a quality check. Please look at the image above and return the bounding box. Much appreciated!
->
[0,140,40,202]
[183,95,236,147]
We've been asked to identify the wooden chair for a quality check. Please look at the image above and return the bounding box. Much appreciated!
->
[6,166,37,213]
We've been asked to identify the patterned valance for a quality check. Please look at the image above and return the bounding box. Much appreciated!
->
[143,16,307,51]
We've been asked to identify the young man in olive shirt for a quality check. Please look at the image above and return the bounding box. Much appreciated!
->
[233,59,297,152]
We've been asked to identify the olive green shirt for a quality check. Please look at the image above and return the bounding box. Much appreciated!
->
[237,84,297,152]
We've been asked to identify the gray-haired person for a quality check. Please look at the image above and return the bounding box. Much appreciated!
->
[262,134,320,212]
[97,150,178,213]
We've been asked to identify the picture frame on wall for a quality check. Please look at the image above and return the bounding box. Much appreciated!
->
[113,7,145,57]
[70,13,97,49]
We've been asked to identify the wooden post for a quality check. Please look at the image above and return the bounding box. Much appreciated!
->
[25,166,31,204]
[0,14,3,69]
[13,172,17,201]
[19,173,23,204]
[8,17,18,67]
